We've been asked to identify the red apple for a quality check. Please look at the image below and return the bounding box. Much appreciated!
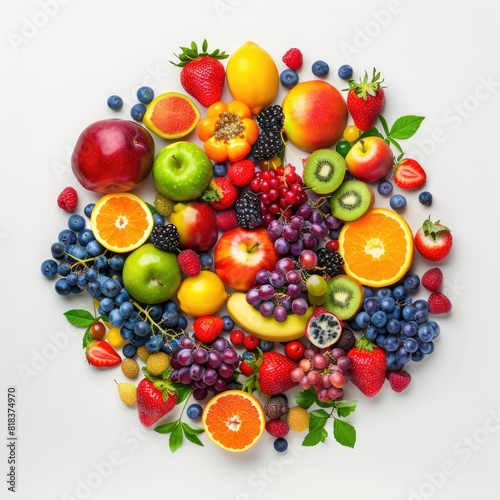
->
[71,119,155,193]
[345,136,394,183]
[282,80,348,152]
[170,201,218,252]
[214,227,279,292]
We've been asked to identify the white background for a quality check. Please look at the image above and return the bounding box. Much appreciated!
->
[1,1,500,499]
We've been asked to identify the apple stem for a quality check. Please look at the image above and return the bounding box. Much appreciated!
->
[171,155,180,168]
[248,242,260,253]
[359,139,365,152]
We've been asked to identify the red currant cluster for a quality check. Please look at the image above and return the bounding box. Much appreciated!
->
[249,164,309,227]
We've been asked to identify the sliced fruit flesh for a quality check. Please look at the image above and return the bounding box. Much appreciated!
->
[147,94,199,137]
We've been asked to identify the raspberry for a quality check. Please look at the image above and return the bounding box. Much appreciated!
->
[227,160,256,187]
[286,406,310,432]
[421,267,443,292]
[57,187,78,211]
[387,370,411,393]
[217,209,239,232]
[177,249,201,276]
[428,291,452,314]
[282,47,303,70]
[265,418,289,438]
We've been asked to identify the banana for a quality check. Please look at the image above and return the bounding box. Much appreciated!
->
[226,293,313,342]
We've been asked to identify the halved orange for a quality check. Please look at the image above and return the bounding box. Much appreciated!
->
[90,193,153,253]
[202,390,265,453]
[338,207,414,288]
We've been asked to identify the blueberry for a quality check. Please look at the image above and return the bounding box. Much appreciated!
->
[258,339,274,352]
[390,194,407,211]
[384,335,399,352]
[199,252,213,270]
[274,438,288,452]
[84,267,98,282]
[101,278,122,298]
[386,318,401,335]
[119,302,135,319]
[50,242,66,259]
[162,310,179,328]
[94,254,108,270]
[403,273,420,293]
[312,60,329,77]
[136,86,154,104]
[86,240,106,257]
[56,262,71,277]
[377,180,393,196]
[107,95,123,111]
[364,297,381,315]
[402,321,418,337]
[221,315,234,331]
[164,300,178,312]
[84,203,95,218]
[109,255,124,271]
[338,64,353,80]
[403,337,419,353]
[177,315,188,330]
[58,229,77,246]
[213,162,228,177]
[241,350,255,362]
[153,213,165,226]
[78,228,95,246]
[55,278,71,295]
[87,281,102,299]
[365,325,378,341]
[186,403,203,420]
[380,297,396,313]
[145,334,162,352]
[122,343,137,358]
[109,309,126,328]
[41,259,58,278]
[411,350,425,362]
[280,69,299,88]
[371,310,388,329]
[131,103,147,122]
[418,191,433,206]
[68,214,86,232]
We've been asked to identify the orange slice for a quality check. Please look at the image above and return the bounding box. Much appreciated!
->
[338,207,414,288]
[202,390,265,452]
[90,193,153,253]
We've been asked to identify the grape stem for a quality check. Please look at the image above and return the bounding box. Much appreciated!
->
[131,300,183,340]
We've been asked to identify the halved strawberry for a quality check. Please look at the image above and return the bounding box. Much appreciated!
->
[86,340,121,368]
[394,158,426,189]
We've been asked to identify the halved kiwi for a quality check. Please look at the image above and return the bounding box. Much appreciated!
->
[303,149,346,195]
[323,274,364,320]
[329,179,374,222]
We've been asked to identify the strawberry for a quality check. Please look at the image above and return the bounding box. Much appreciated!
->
[282,48,303,70]
[216,208,239,232]
[428,291,452,314]
[85,340,121,368]
[170,39,228,107]
[201,178,239,211]
[387,369,411,393]
[347,336,387,397]
[421,267,443,292]
[57,186,78,211]
[414,217,453,262]
[177,249,201,276]
[192,316,225,344]
[136,374,178,427]
[345,68,386,131]
[227,159,256,187]
[242,350,298,396]
[393,158,427,190]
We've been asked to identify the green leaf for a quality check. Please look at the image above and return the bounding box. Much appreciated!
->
[388,115,425,140]
[172,384,191,405]
[309,409,329,430]
[82,327,93,349]
[333,417,356,448]
[295,389,317,409]
[182,423,204,435]
[302,427,328,447]
[358,127,383,140]
[335,400,358,418]
[388,136,404,155]
[169,423,184,453]
[154,421,178,434]
[315,399,336,409]
[201,39,208,53]
[64,309,95,327]
[183,429,204,447]
[145,201,157,215]
[182,423,205,446]
[379,115,390,136]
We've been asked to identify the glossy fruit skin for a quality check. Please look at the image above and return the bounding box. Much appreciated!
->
[282,80,348,152]
[86,340,121,368]
[202,177,239,211]
[257,351,298,395]
[418,191,433,206]
[136,86,154,104]
[243,335,259,351]
[71,119,155,194]
[131,103,147,122]
[280,69,299,88]
[136,378,177,427]
[312,60,329,77]
[414,219,452,262]
[345,136,393,183]
[390,194,407,211]
[214,227,279,292]
[107,95,123,110]
[394,158,427,189]
[284,340,306,361]
[170,201,218,252]
[192,316,225,344]
[282,48,303,70]
[338,64,353,80]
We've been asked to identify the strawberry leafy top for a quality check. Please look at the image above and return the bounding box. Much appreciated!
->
[422,218,451,241]
[346,68,386,100]
[170,39,229,67]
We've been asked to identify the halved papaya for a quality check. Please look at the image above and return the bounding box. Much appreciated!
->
[143,92,200,140]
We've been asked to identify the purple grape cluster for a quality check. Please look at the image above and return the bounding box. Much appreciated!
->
[169,335,239,400]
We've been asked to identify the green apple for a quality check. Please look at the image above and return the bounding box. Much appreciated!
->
[152,141,213,201]
[122,243,181,304]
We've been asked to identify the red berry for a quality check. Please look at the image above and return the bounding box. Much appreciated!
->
[282,48,303,71]
[326,240,340,251]
[428,291,452,315]
[217,209,239,232]
[229,329,245,346]
[227,159,256,187]
[250,178,261,193]
[243,335,259,351]
[239,361,254,377]
[421,267,443,292]
[265,418,290,438]
[177,249,201,276]
[57,186,78,211]
[284,340,306,361]
[387,369,411,392]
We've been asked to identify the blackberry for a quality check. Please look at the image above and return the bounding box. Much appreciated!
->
[336,327,356,353]
[315,247,344,277]
[235,192,262,229]
[252,129,283,161]
[152,224,179,252]
[257,105,284,132]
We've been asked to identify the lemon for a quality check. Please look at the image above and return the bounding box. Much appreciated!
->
[177,270,228,317]
[226,41,279,115]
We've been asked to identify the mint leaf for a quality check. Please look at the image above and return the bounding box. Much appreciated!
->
[309,409,329,430]
[154,421,178,434]
[389,115,425,140]
[169,423,184,453]
[64,309,95,327]
[302,427,328,447]
[333,417,356,448]
[295,389,317,409]
[335,400,358,418]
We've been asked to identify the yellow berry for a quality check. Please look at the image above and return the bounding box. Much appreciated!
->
[121,358,140,379]
[117,382,137,405]
[286,406,310,433]
[146,352,171,376]
[343,124,361,143]
[136,345,151,362]
[106,327,126,348]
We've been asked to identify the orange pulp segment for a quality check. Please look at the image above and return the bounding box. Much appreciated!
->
[338,207,414,288]
[202,390,266,452]
[90,193,153,253]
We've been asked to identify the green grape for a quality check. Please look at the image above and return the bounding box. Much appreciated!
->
[307,291,327,306]
[306,275,327,296]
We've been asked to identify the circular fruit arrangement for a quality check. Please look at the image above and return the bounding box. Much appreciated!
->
[43,41,453,453]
